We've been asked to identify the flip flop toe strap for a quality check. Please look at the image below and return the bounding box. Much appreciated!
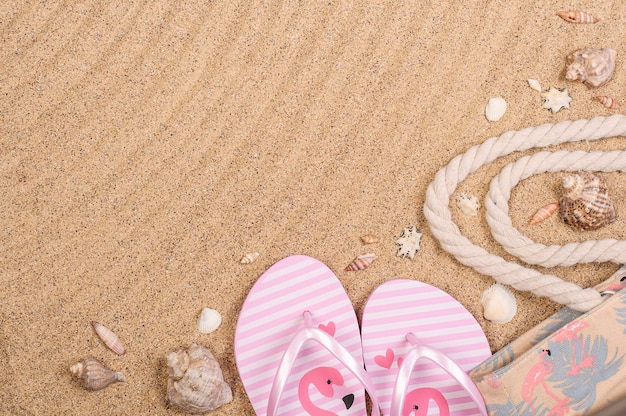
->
[390,333,488,416]
[267,311,381,416]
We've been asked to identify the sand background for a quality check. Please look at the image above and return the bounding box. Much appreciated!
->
[1,1,625,414]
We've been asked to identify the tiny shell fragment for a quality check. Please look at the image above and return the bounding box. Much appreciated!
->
[481,283,517,324]
[240,252,259,264]
[594,96,620,110]
[456,193,481,216]
[395,226,422,259]
[530,202,559,225]
[557,10,599,24]
[344,253,376,271]
[527,79,542,92]
[197,308,222,334]
[485,97,507,121]
[92,321,126,355]
[360,234,380,244]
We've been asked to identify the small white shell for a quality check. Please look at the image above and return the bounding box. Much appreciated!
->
[541,87,572,113]
[485,97,507,121]
[481,283,517,324]
[456,193,480,216]
[527,79,542,92]
[197,308,222,334]
[240,252,259,264]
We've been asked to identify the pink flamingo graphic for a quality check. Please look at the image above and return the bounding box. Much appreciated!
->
[402,387,449,416]
[521,349,569,415]
[298,366,354,416]
[553,321,594,376]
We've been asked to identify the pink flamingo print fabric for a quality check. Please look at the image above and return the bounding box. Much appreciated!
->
[361,279,492,416]
[235,255,366,415]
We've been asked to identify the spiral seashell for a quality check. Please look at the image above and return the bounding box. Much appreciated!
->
[92,321,126,355]
[481,283,517,324]
[360,234,379,244]
[529,202,559,225]
[565,48,616,88]
[557,10,599,24]
[197,307,222,334]
[344,253,376,271]
[558,172,616,231]
[240,252,259,264]
[70,357,125,391]
[594,96,620,110]
[166,344,233,413]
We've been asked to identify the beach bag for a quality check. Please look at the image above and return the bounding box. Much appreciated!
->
[469,265,626,416]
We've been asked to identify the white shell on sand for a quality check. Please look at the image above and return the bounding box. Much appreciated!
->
[197,308,222,334]
[485,97,507,121]
[541,87,571,113]
[395,225,422,259]
[481,283,517,324]
[456,193,480,216]
[527,79,542,92]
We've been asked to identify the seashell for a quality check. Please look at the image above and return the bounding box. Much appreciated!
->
[527,79,542,92]
[558,172,616,231]
[92,321,126,355]
[360,234,380,244]
[456,193,480,216]
[240,252,259,264]
[166,343,233,413]
[485,97,507,122]
[565,48,616,88]
[557,10,599,24]
[541,87,572,113]
[529,202,559,225]
[344,253,377,271]
[395,225,422,259]
[197,307,222,334]
[594,95,620,110]
[481,283,517,324]
[70,357,125,391]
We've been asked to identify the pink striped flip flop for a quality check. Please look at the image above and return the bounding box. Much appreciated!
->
[235,255,380,416]
[361,279,492,416]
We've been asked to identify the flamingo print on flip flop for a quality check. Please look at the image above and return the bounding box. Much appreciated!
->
[375,348,449,416]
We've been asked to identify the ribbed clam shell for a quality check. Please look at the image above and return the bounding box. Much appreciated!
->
[557,10,599,24]
[197,308,222,334]
[166,344,233,413]
[481,284,517,324]
[344,253,377,271]
[360,234,380,244]
[595,96,620,109]
[70,357,125,391]
[565,48,616,88]
[240,252,259,264]
[558,172,616,231]
[92,321,126,355]
[530,202,559,225]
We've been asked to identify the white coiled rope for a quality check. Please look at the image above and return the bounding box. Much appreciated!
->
[424,115,626,312]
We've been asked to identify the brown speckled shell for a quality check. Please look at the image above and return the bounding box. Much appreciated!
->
[70,357,125,391]
[565,48,616,88]
[166,344,233,414]
[558,172,616,231]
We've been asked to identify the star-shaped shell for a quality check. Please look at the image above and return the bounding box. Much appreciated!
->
[456,193,480,216]
[565,48,616,88]
[541,87,572,113]
[558,172,616,231]
[395,226,422,259]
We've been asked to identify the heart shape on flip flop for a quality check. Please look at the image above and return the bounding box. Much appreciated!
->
[318,321,336,336]
[374,348,395,369]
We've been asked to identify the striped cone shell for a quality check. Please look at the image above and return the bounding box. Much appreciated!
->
[530,202,559,224]
[344,253,377,271]
[92,321,126,355]
[557,10,599,24]
[595,96,620,110]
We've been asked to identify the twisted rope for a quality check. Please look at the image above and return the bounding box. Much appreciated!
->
[486,150,626,268]
[424,115,626,312]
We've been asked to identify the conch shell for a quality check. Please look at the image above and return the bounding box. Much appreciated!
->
[166,343,233,413]
[565,48,616,88]
[70,357,125,391]
[558,172,616,231]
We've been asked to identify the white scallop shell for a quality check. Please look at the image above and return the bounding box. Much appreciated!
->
[456,193,480,216]
[481,283,517,324]
[197,308,222,334]
[485,97,507,121]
